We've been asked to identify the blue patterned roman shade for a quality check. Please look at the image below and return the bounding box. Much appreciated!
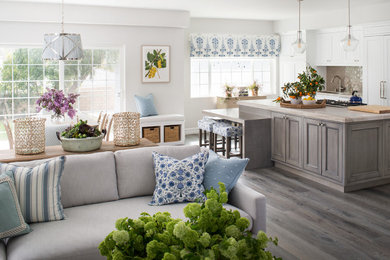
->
[189,33,281,58]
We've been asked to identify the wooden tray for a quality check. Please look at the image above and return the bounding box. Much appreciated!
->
[348,105,390,114]
[280,99,326,109]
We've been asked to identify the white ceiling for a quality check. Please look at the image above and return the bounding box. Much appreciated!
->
[7,0,390,21]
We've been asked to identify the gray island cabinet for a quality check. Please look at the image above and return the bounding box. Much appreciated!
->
[238,99,390,192]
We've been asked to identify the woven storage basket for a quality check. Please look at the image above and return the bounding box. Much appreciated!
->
[113,112,140,146]
[14,118,46,155]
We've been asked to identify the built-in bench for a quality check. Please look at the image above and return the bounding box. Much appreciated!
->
[140,114,185,145]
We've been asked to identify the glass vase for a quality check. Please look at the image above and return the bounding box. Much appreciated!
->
[51,114,65,124]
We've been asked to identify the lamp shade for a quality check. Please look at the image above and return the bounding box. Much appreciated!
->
[291,31,306,55]
[341,34,359,52]
[42,33,83,60]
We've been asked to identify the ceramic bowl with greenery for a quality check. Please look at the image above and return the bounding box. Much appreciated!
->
[57,120,105,152]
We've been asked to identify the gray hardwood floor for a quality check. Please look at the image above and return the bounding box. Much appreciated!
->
[185,134,390,260]
[240,167,390,260]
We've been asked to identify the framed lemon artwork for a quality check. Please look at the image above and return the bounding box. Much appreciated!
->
[142,45,170,83]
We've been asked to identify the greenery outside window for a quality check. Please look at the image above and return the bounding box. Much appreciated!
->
[0,46,121,147]
[191,58,275,98]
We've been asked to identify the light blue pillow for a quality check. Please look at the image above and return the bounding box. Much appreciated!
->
[0,156,66,223]
[150,149,209,206]
[203,150,249,193]
[134,93,158,117]
[0,170,30,239]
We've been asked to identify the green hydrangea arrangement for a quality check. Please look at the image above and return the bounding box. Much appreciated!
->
[99,183,280,260]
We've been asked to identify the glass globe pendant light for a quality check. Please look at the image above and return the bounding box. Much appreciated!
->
[341,0,359,52]
[42,0,83,60]
[291,0,306,55]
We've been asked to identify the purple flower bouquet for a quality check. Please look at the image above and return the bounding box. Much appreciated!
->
[36,88,80,120]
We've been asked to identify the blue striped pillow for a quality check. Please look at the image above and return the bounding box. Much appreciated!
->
[0,156,65,223]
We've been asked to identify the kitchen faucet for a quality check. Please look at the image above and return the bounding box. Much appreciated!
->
[331,75,346,93]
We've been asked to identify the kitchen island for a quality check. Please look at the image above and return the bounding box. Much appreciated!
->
[238,99,390,192]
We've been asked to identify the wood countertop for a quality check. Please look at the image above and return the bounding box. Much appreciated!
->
[0,138,157,163]
[237,99,390,123]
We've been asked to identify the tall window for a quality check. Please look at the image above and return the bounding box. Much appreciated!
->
[191,58,274,98]
[0,46,121,146]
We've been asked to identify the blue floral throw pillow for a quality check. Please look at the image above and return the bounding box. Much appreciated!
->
[150,149,209,206]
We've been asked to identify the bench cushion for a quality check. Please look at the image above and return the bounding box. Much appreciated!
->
[6,197,252,260]
[114,145,200,199]
[140,114,184,124]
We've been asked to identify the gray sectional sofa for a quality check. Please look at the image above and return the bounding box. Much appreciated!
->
[0,145,266,260]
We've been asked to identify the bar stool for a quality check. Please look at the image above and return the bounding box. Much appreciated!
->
[212,122,243,159]
[197,118,216,149]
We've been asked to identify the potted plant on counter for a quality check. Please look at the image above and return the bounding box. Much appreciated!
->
[248,81,260,96]
[298,66,325,104]
[224,84,234,98]
[274,66,325,107]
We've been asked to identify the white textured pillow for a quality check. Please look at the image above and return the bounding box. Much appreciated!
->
[0,156,65,223]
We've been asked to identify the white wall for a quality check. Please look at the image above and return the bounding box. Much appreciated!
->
[184,18,274,131]
[0,2,276,132]
[0,2,188,116]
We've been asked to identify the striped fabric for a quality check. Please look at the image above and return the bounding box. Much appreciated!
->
[0,156,66,223]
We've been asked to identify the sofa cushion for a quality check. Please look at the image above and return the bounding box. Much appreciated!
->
[0,156,66,223]
[114,145,201,199]
[6,197,252,260]
[150,150,208,206]
[0,171,30,239]
[60,152,119,208]
[0,240,6,260]
[204,150,249,193]
[10,152,119,209]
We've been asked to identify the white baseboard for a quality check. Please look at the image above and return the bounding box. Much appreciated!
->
[185,128,198,135]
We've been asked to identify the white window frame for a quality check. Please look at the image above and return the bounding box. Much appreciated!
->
[190,57,277,98]
[0,44,125,118]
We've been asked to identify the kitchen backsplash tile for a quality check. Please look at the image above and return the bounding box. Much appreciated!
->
[326,66,362,94]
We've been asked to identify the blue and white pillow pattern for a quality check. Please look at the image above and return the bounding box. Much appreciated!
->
[150,149,209,206]
[0,156,66,223]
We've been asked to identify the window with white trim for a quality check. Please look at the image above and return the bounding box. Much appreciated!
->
[0,46,121,148]
[191,58,275,98]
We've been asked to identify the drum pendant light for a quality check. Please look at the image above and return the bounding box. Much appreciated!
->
[42,0,83,60]
[341,0,359,52]
[291,0,306,55]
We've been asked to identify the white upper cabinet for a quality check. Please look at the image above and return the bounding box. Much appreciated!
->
[314,29,363,66]
[315,33,333,65]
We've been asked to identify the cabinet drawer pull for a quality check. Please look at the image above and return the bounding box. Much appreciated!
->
[354,59,359,62]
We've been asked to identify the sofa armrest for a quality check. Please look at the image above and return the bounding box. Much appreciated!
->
[228,182,266,234]
[0,239,6,260]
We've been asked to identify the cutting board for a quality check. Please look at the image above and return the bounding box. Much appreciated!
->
[348,105,390,114]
